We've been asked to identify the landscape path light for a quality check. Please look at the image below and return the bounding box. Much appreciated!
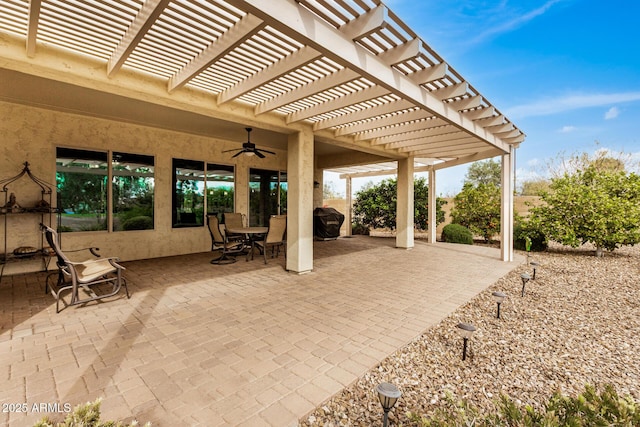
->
[520,272,531,297]
[456,322,476,361]
[492,291,507,318]
[376,382,401,427]
[530,261,539,280]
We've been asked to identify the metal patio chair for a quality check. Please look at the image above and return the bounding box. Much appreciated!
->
[251,215,287,264]
[207,214,245,264]
[222,212,247,244]
[40,223,129,313]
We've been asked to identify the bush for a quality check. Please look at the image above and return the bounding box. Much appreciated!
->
[530,166,640,254]
[441,223,473,244]
[351,222,369,235]
[514,219,547,252]
[450,182,501,242]
[353,177,446,231]
[121,215,153,231]
[408,384,640,427]
[33,398,150,427]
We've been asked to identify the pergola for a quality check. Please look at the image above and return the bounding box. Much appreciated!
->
[0,0,524,272]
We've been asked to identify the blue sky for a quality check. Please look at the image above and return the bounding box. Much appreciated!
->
[326,0,640,196]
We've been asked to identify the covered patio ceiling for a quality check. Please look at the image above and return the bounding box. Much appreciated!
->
[0,0,525,172]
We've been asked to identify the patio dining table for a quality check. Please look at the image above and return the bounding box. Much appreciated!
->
[226,227,268,261]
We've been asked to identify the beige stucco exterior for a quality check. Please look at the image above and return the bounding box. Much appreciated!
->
[0,100,288,269]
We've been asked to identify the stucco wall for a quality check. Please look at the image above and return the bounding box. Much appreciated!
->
[0,101,287,272]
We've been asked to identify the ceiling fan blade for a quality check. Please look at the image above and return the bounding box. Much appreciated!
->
[222,148,239,153]
[224,127,274,159]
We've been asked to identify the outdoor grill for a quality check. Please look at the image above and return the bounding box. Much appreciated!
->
[313,207,345,240]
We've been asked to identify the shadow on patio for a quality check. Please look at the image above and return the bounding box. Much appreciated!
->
[0,236,523,426]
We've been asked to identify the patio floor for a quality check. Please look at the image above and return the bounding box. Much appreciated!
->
[0,236,523,426]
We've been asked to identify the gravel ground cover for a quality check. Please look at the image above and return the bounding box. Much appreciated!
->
[300,243,640,426]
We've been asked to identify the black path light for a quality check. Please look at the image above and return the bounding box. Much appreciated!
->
[456,322,476,361]
[520,272,531,297]
[530,261,540,280]
[376,382,402,427]
[492,291,507,318]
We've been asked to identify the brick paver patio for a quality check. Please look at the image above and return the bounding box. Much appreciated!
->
[1,236,523,426]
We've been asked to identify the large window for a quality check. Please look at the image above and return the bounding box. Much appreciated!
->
[56,148,155,233]
[172,160,235,227]
[112,152,155,231]
[56,148,108,232]
[206,163,234,216]
[173,159,204,227]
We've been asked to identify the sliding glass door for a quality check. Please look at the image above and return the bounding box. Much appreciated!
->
[249,168,287,226]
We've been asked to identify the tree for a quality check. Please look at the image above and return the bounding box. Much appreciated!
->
[465,159,501,187]
[56,172,106,214]
[352,177,446,231]
[450,182,501,242]
[323,181,343,199]
[529,166,640,256]
[519,179,551,196]
[548,146,638,178]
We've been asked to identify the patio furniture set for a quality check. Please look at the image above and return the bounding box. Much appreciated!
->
[207,213,286,265]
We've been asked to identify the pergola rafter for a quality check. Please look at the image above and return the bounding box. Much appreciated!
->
[0,0,524,171]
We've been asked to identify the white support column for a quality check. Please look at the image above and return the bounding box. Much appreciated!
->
[427,168,436,243]
[286,128,314,273]
[345,176,352,236]
[396,157,414,249]
[500,147,515,262]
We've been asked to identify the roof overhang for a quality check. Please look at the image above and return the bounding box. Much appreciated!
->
[0,0,525,173]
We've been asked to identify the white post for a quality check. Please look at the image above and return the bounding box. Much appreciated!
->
[427,168,436,243]
[345,176,352,236]
[286,128,314,273]
[396,157,414,249]
[500,148,515,262]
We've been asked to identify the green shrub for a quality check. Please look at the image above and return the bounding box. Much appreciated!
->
[514,218,547,252]
[441,223,473,244]
[33,398,150,427]
[121,215,153,231]
[408,384,639,427]
[351,222,370,235]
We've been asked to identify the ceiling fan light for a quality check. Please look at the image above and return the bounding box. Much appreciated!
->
[223,127,274,159]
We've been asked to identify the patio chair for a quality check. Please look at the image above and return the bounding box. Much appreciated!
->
[40,223,129,313]
[251,215,287,264]
[223,212,247,243]
[206,214,245,264]
[223,212,245,229]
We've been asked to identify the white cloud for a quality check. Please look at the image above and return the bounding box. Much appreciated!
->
[559,125,576,133]
[506,91,640,119]
[470,0,563,45]
[604,106,620,120]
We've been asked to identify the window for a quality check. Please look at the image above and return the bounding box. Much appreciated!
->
[206,163,234,216]
[172,161,236,227]
[173,159,204,227]
[112,152,155,231]
[56,148,108,232]
[56,148,155,233]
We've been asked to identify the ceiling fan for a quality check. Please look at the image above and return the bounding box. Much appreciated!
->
[222,127,275,158]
